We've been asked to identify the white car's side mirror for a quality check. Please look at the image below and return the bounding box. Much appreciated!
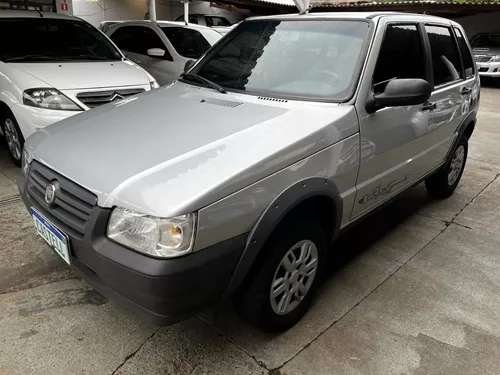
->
[147,48,166,58]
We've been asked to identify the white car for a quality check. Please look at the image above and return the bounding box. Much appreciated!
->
[173,14,233,35]
[0,11,157,166]
[106,21,223,86]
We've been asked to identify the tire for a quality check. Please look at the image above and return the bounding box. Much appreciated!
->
[1,109,24,167]
[425,136,468,198]
[234,219,327,333]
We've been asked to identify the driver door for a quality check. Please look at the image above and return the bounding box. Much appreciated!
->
[351,22,434,219]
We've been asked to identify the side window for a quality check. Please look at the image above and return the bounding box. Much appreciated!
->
[110,26,165,56]
[454,27,475,78]
[161,27,211,59]
[109,27,137,52]
[189,17,198,24]
[425,25,463,86]
[373,24,426,94]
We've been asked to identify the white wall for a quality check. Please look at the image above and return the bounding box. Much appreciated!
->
[453,11,500,39]
[73,0,242,27]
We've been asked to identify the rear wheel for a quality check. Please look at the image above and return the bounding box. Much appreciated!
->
[1,109,24,167]
[425,136,468,198]
[234,220,327,332]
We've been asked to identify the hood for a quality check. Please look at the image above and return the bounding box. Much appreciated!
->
[10,60,149,90]
[27,83,358,217]
[472,47,500,56]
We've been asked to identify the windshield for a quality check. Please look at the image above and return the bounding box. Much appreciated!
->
[472,34,500,49]
[0,18,122,62]
[189,20,369,101]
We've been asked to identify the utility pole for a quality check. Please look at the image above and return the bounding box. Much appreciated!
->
[148,0,156,21]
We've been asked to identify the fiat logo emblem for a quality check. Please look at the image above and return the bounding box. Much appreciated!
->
[45,183,56,204]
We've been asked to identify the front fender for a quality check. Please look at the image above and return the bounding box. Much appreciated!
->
[223,177,342,297]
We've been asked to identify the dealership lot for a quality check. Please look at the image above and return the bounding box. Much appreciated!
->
[1,87,500,375]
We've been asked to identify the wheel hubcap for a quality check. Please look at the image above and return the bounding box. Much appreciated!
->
[448,145,465,186]
[270,240,319,315]
[4,118,21,161]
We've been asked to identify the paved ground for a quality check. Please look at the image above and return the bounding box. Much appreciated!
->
[1,86,500,375]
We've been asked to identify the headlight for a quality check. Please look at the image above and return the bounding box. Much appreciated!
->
[491,55,500,62]
[23,88,82,111]
[107,207,196,258]
[150,79,160,89]
[21,147,32,176]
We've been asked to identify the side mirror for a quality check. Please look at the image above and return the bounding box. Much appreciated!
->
[366,78,431,113]
[184,59,195,73]
[147,48,166,58]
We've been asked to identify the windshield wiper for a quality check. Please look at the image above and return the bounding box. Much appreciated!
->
[4,55,60,62]
[181,72,227,94]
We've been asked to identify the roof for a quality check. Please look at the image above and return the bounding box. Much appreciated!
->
[242,0,500,9]
[106,20,219,32]
[312,0,500,7]
[0,10,75,19]
[249,10,450,20]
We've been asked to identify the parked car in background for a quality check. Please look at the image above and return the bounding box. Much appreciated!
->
[106,21,222,85]
[19,13,479,332]
[0,11,156,166]
[174,13,233,34]
[99,20,122,33]
[471,33,500,79]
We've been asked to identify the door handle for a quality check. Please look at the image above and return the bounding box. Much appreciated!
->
[422,102,436,111]
[460,87,472,95]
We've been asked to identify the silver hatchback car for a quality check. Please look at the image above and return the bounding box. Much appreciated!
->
[18,12,479,332]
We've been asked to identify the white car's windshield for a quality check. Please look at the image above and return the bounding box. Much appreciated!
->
[472,34,500,49]
[0,18,122,62]
[188,19,370,100]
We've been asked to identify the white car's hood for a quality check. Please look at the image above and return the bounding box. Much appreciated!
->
[10,60,149,89]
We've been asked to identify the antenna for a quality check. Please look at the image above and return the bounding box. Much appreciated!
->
[35,7,44,17]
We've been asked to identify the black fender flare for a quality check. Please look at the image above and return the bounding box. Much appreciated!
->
[444,110,476,165]
[223,177,342,297]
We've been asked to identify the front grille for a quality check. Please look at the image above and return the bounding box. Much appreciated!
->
[76,88,145,108]
[27,161,97,239]
[475,55,492,63]
[479,67,489,72]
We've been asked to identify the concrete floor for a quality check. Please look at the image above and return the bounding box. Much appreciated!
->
[1,87,500,375]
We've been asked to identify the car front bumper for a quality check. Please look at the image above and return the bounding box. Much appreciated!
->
[11,104,79,140]
[17,171,246,325]
[477,62,500,77]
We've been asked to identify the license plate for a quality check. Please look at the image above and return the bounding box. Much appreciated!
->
[31,207,71,265]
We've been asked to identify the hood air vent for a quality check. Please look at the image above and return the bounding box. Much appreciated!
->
[181,93,242,108]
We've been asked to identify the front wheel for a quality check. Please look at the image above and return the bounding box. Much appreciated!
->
[1,109,24,167]
[234,220,327,332]
[425,136,468,198]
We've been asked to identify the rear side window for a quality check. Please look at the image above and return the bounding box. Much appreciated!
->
[205,16,231,27]
[454,27,475,78]
[110,26,166,56]
[373,24,426,93]
[425,25,463,86]
[161,27,211,59]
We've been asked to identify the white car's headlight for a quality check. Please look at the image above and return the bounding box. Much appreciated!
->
[491,55,500,62]
[21,147,32,176]
[23,88,82,111]
[107,207,196,258]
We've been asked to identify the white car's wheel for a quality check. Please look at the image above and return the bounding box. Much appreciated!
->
[1,109,24,167]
